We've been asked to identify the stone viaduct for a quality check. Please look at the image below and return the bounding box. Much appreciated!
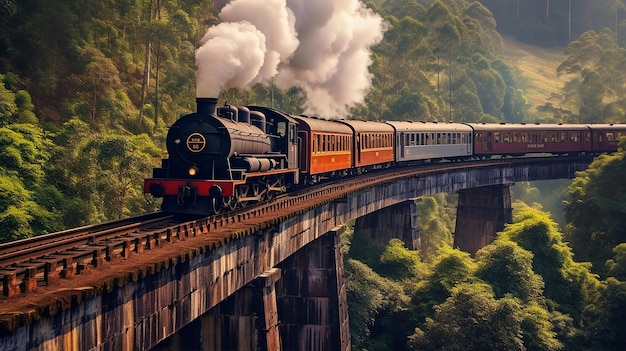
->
[0,157,593,351]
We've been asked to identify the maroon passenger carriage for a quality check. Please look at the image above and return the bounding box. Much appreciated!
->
[468,123,592,157]
[468,123,626,157]
[588,124,626,152]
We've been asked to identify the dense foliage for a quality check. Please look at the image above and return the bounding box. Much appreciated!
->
[345,202,626,350]
[564,139,626,277]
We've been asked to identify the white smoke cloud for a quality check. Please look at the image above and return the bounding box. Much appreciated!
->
[195,0,385,118]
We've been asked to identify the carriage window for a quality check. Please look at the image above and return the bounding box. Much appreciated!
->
[598,133,603,142]
[494,133,500,143]
[513,133,520,143]
[607,133,614,141]
[551,133,556,142]
[476,133,482,143]
[531,134,538,143]
[504,133,510,143]
[560,132,567,142]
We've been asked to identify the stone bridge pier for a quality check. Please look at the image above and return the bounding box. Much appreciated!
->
[454,184,513,255]
[153,230,350,351]
[354,184,512,255]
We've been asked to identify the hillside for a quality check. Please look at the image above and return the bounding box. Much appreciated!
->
[500,36,569,114]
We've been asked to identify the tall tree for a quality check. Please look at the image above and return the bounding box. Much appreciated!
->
[408,283,525,351]
[565,140,626,276]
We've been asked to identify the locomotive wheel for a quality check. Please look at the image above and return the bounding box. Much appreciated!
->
[211,197,223,214]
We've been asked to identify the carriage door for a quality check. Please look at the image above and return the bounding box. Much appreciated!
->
[487,132,493,152]
[298,130,309,174]
[356,133,361,163]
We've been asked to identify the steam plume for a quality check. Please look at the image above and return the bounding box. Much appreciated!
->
[195,0,385,117]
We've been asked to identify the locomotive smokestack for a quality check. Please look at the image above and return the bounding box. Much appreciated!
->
[196,97,218,116]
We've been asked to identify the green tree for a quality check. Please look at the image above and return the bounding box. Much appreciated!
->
[79,133,161,220]
[0,124,63,242]
[503,202,601,321]
[519,302,565,351]
[557,28,626,122]
[475,240,545,302]
[345,258,410,350]
[606,243,626,280]
[584,278,626,351]
[408,283,525,351]
[71,45,123,124]
[416,195,454,262]
[0,77,17,126]
[378,238,426,280]
[564,141,626,276]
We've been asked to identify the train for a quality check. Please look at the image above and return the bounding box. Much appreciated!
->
[144,97,626,215]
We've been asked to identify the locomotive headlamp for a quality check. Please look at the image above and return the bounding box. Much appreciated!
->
[188,166,199,176]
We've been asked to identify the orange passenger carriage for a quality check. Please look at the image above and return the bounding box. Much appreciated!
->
[292,115,353,184]
[337,120,395,169]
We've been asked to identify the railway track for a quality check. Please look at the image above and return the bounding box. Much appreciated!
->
[0,212,206,297]
[0,156,593,300]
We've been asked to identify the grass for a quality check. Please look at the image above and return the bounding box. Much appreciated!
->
[500,36,572,116]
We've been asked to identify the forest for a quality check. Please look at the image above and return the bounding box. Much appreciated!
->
[1,0,626,350]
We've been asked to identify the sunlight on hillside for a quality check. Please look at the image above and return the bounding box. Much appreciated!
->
[500,37,572,116]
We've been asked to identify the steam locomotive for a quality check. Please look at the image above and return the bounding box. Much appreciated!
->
[144,98,626,215]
